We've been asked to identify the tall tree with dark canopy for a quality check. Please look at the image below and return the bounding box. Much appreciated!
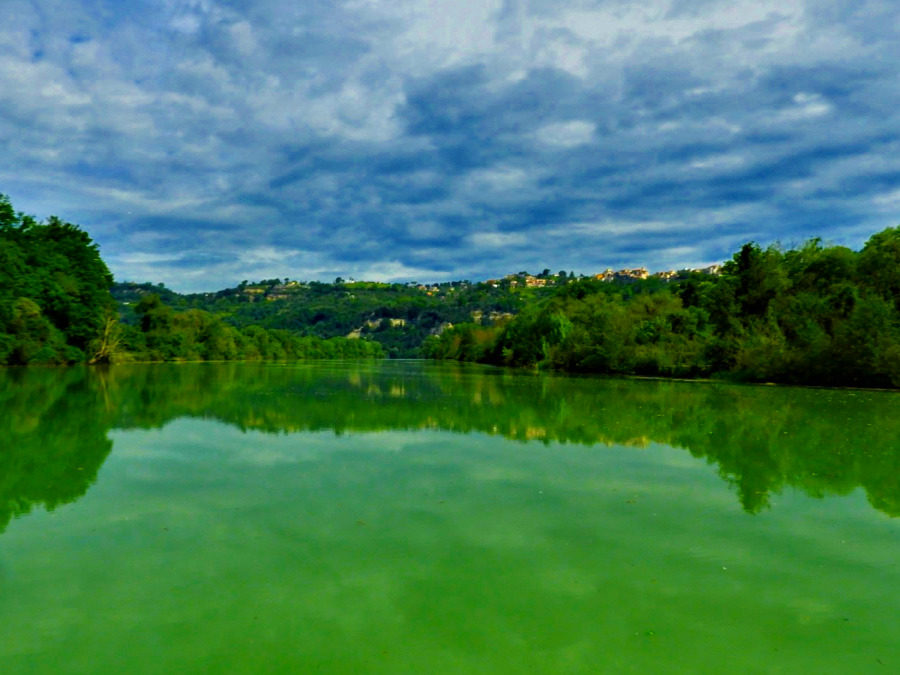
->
[0,194,115,364]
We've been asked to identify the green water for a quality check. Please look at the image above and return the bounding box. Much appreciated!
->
[1,362,899,673]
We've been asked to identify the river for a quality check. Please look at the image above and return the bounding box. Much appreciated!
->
[1,361,898,672]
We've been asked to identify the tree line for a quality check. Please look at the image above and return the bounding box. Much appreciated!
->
[0,194,383,364]
[113,275,532,358]
[424,230,900,388]
[5,191,900,384]
[120,293,384,361]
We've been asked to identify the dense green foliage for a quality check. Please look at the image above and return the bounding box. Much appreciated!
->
[112,276,549,358]
[117,293,384,361]
[0,194,383,364]
[3,362,900,530]
[425,232,900,388]
[0,194,115,364]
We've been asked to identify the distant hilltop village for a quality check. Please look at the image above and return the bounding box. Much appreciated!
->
[109,264,728,305]
[224,264,725,301]
[590,264,722,283]
[485,264,722,289]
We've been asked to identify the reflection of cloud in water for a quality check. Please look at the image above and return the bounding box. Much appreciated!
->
[113,424,422,470]
[3,361,900,529]
[3,364,900,673]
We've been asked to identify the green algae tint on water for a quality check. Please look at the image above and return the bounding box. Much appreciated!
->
[1,362,899,673]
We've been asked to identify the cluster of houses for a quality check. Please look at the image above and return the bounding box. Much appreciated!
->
[593,268,649,282]
[484,264,723,289]
[238,264,726,302]
[240,280,305,302]
[593,264,722,283]
[485,274,552,288]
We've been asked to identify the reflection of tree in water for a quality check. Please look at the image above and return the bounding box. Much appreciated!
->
[0,367,114,533]
[2,362,900,527]
[107,363,900,516]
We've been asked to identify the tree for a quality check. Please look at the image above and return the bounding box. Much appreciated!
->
[859,227,900,306]
[0,195,115,364]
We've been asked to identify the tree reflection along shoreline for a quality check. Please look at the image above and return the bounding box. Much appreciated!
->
[2,361,899,532]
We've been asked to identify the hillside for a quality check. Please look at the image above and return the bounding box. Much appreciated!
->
[425,232,900,388]
[113,276,554,357]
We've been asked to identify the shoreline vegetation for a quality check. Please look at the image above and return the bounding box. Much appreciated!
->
[423,237,900,391]
[2,192,900,388]
[0,194,384,365]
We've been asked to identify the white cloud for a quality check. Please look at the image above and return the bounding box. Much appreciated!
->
[115,252,187,265]
[689,154,745,170]
[387,0,503,70]
[469,232,528,248]
[464,166,533,194]
[873,188,900,206]
[238,246,306,265]
[535,120,595,147]
[560,1,804,47]
[354,260,443,281]
[229,21,257,55]
[170,13,202,34]
[776,93,832,122]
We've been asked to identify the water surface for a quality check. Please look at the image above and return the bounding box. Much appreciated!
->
[1,362,899,672]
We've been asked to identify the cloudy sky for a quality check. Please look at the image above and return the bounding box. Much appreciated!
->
[2,0,900,292]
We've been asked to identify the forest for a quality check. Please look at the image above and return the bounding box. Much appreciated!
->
[0,194,383,364]
[111,274,544,358]
[424,230,900,388]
